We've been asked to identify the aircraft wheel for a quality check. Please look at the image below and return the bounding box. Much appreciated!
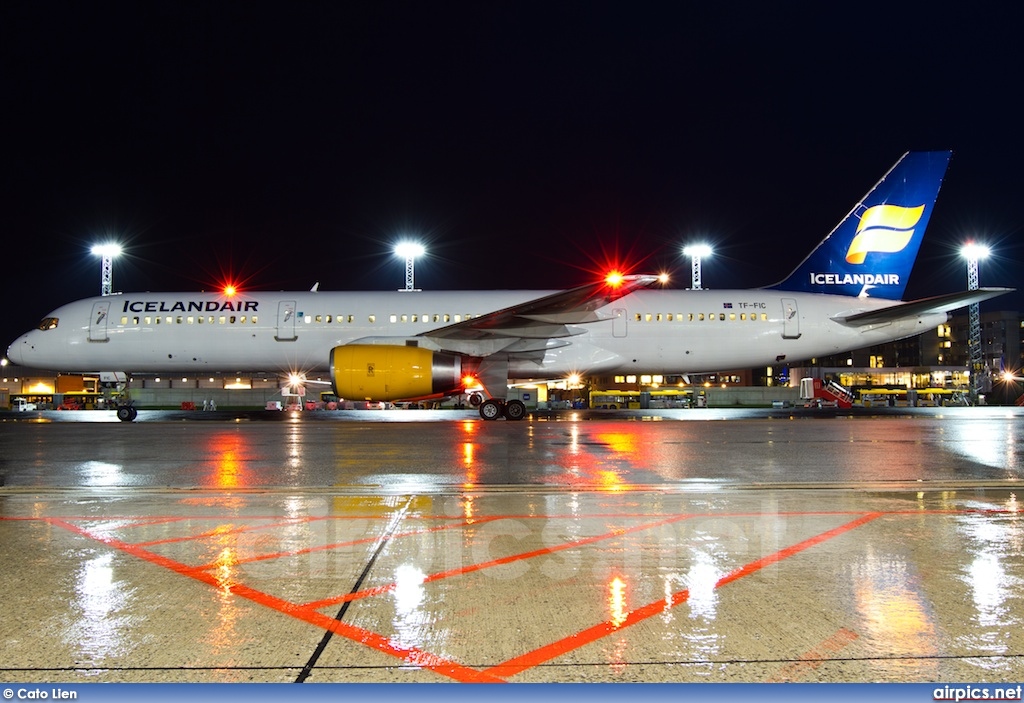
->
[479,399,504,421]
[116,406,134,422]
[503,399,527,421]
[469,393,484,407]
[129,406,138,421]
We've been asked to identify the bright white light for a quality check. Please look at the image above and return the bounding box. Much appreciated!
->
[394,241,426,259]
[683,244,713,258]
[960,242,990,261]
[90,243,123,258]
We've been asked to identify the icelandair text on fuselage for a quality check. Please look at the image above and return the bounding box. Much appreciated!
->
[121,299,259,314]
[6,689,77,700]
[810,273,900,286]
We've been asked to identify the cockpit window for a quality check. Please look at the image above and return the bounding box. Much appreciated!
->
[37,317,59,331]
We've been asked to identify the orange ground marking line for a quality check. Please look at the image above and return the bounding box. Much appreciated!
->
[768,627,859,682]
[485,511,884,678]
[303,513,695,610]
[46,517,506,684]
[134,517,318,547]
[191,516,503,571]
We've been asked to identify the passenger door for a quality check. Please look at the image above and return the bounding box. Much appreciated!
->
[89,301,110,342]
[275,300,297,341]
[612,308,627,338]
[781,298,801,339]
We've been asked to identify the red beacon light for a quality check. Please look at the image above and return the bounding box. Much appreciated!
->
[605,270,625,287]
[223,284,238,297]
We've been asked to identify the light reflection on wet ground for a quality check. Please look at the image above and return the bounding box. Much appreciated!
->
[0,409,1021,682]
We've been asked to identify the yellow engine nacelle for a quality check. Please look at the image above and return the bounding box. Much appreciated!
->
[330,344,463,401]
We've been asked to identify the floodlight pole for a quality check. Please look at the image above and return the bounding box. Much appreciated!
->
[100,255,114,296]
[394,242,425,292]
[961,242,989,405]
[404,255,417,292]
[966,256,983,404]
[91,243,123,296]
[682,245,712,290]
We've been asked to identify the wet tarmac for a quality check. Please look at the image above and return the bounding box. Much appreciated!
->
[1,408,1022,683]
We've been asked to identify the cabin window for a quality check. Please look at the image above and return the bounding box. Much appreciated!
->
[761,313,768,321]
[120,316,129,325]
[390,315,398,323]
[368,315,376,323]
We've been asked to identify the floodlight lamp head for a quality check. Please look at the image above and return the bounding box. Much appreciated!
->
[394,242,426,259]
[683,244,713,258]
[959,242,990,261]
[91,243,123,258]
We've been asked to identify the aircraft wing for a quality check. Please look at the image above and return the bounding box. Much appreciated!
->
[421,275,659,352]
[834,288,1014,327]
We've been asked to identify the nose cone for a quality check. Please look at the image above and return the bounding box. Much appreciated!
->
[7,333,30,366]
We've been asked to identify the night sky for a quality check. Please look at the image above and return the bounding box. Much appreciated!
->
[4,1,1023,353]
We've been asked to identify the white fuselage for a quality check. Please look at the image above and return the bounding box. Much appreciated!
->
[8,288,946,378]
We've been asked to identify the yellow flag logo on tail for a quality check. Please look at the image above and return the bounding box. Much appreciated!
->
[845,204,925,264]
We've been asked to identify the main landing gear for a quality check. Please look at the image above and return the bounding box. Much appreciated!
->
[478,398,527,421]
[115,403,138,422]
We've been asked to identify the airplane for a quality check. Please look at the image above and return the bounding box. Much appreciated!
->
[7,150,1012,421]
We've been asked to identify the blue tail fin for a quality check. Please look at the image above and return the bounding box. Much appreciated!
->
[770,151,952,300]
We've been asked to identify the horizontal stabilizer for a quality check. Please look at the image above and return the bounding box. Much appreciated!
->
[834,288,1014,326]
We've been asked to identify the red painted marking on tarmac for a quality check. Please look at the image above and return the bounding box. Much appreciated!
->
[302,514,694,610]
[485,512,884,678]
[45,517,505,684]
[134,517,315,547]
[192,517,502,570]
[769,627,860,682]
